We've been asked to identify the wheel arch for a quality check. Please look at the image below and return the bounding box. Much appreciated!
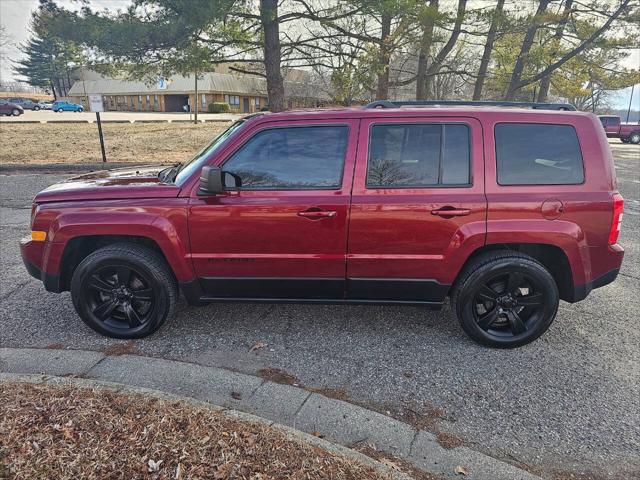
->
[453,243,575,302]
[56,234,184,292]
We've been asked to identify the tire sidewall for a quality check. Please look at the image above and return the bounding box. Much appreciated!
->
[71,250,173,339]
[630,133,640,144]
[456,259,559,348]
[12,109,20,116]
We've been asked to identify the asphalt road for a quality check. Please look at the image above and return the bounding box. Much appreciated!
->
[1,143,638,480]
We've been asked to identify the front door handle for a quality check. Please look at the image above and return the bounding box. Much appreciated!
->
[431,207,471,217]
[298,208,337,220]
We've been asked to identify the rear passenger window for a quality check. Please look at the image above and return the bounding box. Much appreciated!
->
[366,123,470,187]
[495,124,584,185]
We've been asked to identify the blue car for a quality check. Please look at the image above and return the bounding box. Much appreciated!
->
[52,101,84,112]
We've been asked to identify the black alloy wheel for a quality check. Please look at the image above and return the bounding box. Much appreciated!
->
[82,264,155,332]
[71,243,177,339]
[452,251,559,348]
[471,271,545,338]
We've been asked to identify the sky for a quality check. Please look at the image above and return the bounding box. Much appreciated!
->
[1,0,638,110]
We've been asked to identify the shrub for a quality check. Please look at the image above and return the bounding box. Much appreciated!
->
[208,102,230,113]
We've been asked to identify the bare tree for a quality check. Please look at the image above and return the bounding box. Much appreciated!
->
[472,0,505,100]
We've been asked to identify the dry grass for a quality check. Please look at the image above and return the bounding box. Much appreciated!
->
[0,92,53,101]
[0,381,393,480]
[0,122,227,165]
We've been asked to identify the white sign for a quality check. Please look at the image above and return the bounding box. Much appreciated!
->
[88,94,104,112]
[157,76,168,90]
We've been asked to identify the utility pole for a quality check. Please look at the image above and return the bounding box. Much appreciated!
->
[194,72,198,124]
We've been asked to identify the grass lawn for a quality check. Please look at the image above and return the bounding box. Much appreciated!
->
[0,381,392,480]
[0,122,228,165]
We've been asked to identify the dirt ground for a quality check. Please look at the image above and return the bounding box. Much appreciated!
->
[0,382,392,480]
[0,122,228,165]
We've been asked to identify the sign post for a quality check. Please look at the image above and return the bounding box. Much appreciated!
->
[88,94,107,163]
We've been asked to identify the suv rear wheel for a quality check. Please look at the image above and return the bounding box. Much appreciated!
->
[629,133,640,144]
[452,251,559,348]
[71,243,177,339]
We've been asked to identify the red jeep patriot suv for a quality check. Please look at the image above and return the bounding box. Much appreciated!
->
[20,101,624,348]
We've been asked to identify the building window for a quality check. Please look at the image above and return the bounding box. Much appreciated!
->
[224,94,240,107]
[254,97,260,109]
[146,95,150,110]
[202,94,207,109]
[154,95,159,110]
[138,95,142,111]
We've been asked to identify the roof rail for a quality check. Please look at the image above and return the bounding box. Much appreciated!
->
[363,100,577,111]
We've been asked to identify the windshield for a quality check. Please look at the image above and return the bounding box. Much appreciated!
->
[173,119,247,185]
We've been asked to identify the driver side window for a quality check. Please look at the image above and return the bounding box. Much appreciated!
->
[223,125,349,189]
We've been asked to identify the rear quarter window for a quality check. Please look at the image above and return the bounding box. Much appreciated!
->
[495,123,584,185]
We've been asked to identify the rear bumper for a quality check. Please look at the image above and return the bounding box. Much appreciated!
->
[570,268,620,303]
[20,237,63,293]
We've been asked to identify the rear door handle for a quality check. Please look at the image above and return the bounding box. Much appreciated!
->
[431,207,471,217]
[298,208,337,219]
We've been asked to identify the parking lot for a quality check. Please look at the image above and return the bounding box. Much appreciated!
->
[0,142,638,479]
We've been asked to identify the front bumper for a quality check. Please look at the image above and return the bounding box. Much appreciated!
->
[20,237,63,293]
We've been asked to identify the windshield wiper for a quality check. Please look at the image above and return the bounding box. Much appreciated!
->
[158,163,182,183]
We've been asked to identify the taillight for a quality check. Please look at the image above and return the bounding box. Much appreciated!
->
[608,193,624,245]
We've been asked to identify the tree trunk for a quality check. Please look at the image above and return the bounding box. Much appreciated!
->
[416,0,439,100]
[424,0,467,99]
[537,0,573,103]
[473,0,505,100]
[504,0,551,100]
[50,79,58,100]
[376,12,392,100]
[260,0,285,112]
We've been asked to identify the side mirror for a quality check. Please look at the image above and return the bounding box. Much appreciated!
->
[198,166,243,195]
[198,166,224,195]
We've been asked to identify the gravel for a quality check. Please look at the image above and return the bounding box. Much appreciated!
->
[1,143,638,479]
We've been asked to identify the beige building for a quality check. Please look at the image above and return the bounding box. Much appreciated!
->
[67,70,328,113]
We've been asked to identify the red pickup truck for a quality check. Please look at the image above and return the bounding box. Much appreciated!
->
[21,101,625,348]
[599,115,640,144]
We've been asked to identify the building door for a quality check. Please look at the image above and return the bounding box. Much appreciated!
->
[187,120,359,300]
[243,97,250,113]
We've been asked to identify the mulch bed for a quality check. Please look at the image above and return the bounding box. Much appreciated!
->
[0,381,394,480]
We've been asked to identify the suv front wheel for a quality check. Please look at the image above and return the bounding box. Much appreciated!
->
[71,243,177,339]
[452,251,559,348]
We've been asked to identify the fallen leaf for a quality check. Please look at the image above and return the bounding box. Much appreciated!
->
[454,465,469,476]
[231,391,242,400]
[249,341,267,353]
[148,459,163,472]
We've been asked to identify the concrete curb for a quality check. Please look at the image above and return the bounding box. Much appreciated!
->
[0,372,412,480]
[0,347,541,480]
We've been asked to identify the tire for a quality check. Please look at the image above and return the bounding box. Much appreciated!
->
[77,108,83,112]
[11,109,20,116]
[621,138,629,143]
[57,108,64,113]
[451,251,559,348]
[71,243,177,339]
[34,106,40,111]
[629,133,640,145]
